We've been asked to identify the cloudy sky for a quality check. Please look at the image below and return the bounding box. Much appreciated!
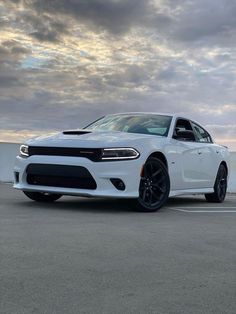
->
[0,0,236,150]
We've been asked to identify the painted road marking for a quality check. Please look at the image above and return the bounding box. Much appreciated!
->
[172,206,236,210]
[169,207,236,213]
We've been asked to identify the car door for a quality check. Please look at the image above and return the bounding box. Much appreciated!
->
[169,118,212,190]
[190,121,219,187]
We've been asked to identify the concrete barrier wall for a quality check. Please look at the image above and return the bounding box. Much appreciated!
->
[229,153,236,193]
[0,142,235,192]
[0,143,21,182]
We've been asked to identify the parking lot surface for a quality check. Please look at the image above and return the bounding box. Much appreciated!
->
[0,183,236,314]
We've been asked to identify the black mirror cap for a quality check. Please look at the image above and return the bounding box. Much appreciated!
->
[174,130,195,141]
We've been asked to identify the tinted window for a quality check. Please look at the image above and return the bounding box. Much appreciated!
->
[173,118,196,142]
[175,118,193,132]
[191,122,212,143]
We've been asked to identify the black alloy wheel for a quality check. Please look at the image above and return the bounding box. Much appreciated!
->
[23,191,62,202]
[136,157,170,212]
[205,164,227,203]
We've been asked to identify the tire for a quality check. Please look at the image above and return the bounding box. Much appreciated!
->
[205,164,227,203]
[135,157,170,212]
[23,191,62,202]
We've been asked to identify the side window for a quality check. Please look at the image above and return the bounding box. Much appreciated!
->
[175,118,193,132]
[173,118,196,142]
[191,122,212,143]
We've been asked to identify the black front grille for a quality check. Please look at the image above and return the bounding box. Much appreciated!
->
[28,146,102,162]
[26,164,97,190]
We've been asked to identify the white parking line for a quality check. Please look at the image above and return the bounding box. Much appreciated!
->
[175,206,236,209]
[169,207,236,213]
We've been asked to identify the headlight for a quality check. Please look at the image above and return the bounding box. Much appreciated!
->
[101,148,140,161]
[20,145,29,157]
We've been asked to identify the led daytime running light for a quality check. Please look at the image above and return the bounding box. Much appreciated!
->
[20,145,29,157]
[101,148,139,160]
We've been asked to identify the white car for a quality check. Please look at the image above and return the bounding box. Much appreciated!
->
[14,113,230,212]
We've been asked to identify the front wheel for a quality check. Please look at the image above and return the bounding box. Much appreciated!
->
[23,191,62,202]
[205,164,227,203]
[136,157,170,212]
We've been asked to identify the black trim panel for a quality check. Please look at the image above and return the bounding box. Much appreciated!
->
[26,164,97,189]
[28,146,102,162]
[63,130,92,135]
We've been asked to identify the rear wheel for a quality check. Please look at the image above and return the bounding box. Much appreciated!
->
[136,157,170,212]
[205,164,227,203]
[23,191,62,202]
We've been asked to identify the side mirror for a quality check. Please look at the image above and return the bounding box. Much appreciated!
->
[174,130,195,141]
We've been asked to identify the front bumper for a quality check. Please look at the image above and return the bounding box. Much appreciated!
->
[14,155,142,198]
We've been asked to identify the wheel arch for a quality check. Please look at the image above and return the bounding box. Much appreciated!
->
[147,152,168,171]
[220,161,228,176]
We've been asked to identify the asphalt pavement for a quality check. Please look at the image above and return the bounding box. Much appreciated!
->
[0,183,236,314]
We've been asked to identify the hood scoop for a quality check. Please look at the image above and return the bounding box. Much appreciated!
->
[63,129,92,135]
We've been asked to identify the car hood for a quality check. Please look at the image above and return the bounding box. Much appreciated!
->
[26,130,164,148]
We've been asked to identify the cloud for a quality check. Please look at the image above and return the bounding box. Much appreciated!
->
[21,12,69,42]
[206,124,236,138]
[1,40,31,54]
[2,0,173,41]
[0,41,31,90]
[171,0,236,46]
[27,0,166,35]
[0,75,22,88]
[0,0,236,151]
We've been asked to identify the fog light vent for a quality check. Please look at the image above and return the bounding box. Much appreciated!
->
[110,178,126,191]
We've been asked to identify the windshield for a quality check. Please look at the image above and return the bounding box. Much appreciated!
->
[84,114,172,137]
